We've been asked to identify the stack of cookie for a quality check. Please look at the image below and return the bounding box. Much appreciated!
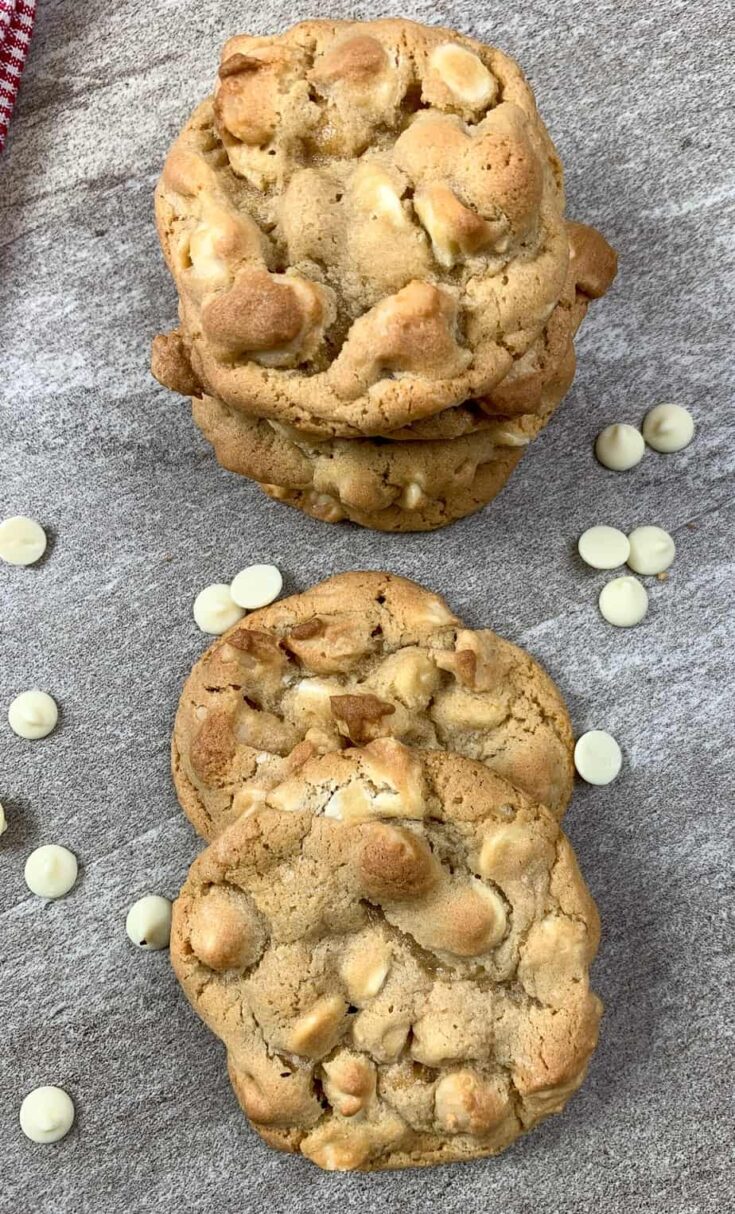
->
[170,572,601,1171]
[152,18,617,531]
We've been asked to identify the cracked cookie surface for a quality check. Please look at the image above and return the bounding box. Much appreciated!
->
[153,17,579,436]
[171,743,601,1171]
[173,572,574,840]
[187,263,589,530]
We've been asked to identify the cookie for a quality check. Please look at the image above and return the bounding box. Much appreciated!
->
[153,217,615,446]
[153,18,578,436]
[173,572,574,840]
[188,279,583,531]
[193,396,527,529]
[171,743,601,1171]
[255,454,524,532]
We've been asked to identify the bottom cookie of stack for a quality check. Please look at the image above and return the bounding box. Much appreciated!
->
[197,397,527,531]
[171,742,601,1171]
[192,331,574,531]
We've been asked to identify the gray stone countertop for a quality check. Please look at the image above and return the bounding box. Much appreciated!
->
[0,2,732,1211]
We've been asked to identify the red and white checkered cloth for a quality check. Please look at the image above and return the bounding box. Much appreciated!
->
[0,0,35,152]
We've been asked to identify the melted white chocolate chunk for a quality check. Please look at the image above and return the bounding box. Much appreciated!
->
[352,163,409,227]
[429,43,496,107]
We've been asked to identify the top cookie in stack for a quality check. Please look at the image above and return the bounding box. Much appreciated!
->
[152,19,617,528]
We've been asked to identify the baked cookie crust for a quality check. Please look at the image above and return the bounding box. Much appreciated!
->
[171,743,601,1171]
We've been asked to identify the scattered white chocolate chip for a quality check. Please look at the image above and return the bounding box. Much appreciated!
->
[0,802,6,836]
[126,894,172,950]
[0,516,47,566]
[574,730,622,785]
[598,576,649,627]
[595,424,645,471]
[578,526,630,570]
[24,845,78,899]
[8,690,58,740]
[229,564,283,610]
[193,584,244,635]
[19,1086,75,1144]
[642,403,695,453]
[627,526,676,575]
[429,43,496,106]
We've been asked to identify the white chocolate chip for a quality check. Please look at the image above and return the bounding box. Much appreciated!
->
[323,781,373,822]
[578,526,630,570]
[352,164,409,228]
[574,730,622,785]
[627,526,676,575]
[125,895,172,950]
[595,424,645,471]
[421,597,455,626]
[193,584,244,635]
[413,189,458,268]
[598,576,649,627]
[229,564,283,610]
[0,803,6,836]
[400,482,425,510]
[8,690,58,740]
[24,845,78,899]
[642,403,695,453]
[493,426,530,448]
[19,1086,75,1144]
[0,516,47,566]
[188,223,231,289]
[429,43,496,106]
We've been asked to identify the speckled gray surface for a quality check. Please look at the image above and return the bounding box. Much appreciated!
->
[1,1,733,1211]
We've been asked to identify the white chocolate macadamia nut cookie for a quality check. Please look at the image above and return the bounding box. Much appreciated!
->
[173,573,575,841]
[171,744,601,1171]
[152,18,616,438]
[185,233,614,532]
